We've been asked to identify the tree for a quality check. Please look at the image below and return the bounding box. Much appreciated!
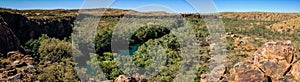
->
[131,34,181,81]
[38,37,72,62]
[95,28,113,55]
[37,58,79,81]
[131,25,170,44]
[23,34,49,61]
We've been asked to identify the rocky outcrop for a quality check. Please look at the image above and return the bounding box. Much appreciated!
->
[0,51,37,81]
[221,12,300,21]
[267,17,300,34]
[201,40,300,82]
[228,60,267,81]
[0,15,21,54]
[227,40,300,82]
[114,74,146,82]
[0,12,75,44]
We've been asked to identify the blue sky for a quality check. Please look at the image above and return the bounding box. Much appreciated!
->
[0,0,300,13]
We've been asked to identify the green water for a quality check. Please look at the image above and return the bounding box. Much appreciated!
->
[86,43,141,73]
[118,43,141,55]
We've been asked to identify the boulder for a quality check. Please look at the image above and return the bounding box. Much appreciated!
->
[201,65,226,82]
[256,59,291,80]
[7,73,21,81]
[7,51,24,61]
[132,73,147,82]
[252,40,295,64]
[11,60,20,67]
[0,51,37,81]
[226,40,299,81]
[251,40,297,80]
[114,75,131,82]
[227,61,266,82]
[114,74,146,82]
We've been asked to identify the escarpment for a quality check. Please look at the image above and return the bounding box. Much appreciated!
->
[0,12,75,44]
[0,15,21,54]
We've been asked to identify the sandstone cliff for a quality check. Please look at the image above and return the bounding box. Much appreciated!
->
[0,12,75,44]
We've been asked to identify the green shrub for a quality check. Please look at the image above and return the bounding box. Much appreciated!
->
[37,58,79,81]
[38,37,72,62]
[95,28,113,55]
[23,34,49,61]
[131,25,170,44]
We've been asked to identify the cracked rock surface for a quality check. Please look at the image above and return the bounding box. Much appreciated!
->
[0,51,37,81]
[201,40,300,82]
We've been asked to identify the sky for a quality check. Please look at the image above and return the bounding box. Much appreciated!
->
[0,0,300,13]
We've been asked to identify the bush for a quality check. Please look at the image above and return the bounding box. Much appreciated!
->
[95,28,113,55]
[23,34,49,61]
[131,34,181,81]
[37,58,79,81]
[36,37,78,81]
[131,25,170,44]
[38,37,72,62]
[85,53,123,80]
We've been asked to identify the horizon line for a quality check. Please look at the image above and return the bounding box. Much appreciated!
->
[1,7,300,14]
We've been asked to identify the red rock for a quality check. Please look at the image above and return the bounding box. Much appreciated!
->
[291,61,300,81]
[114,74,146,82]
[0,51,37,81]
[252,40,295,64]
[114,75,131,82]
[228,61,266,82]
[256,59,291,80]
[227,40,300,81]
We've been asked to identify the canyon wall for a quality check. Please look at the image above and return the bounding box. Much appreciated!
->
[0,12,75,45]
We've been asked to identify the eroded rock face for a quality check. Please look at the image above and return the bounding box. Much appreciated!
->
[256,59,291,80]
[231,41,299,81]
[252,40,295,64]
[223,40,300,82]
[0,16,21,54]
[227,61,266,82]
[0,12,75,44]
[249,40,296,80]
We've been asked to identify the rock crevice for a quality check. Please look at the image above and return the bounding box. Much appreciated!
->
[201,40,300,82]
[227,40,300,82]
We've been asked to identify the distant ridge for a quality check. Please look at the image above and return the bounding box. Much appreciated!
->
[1,7,300,20]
